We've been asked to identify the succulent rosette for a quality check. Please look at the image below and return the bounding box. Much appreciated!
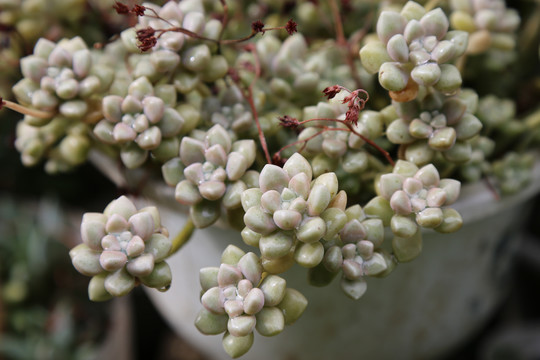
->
[162,124,257,228]
[69,196,172,301]
[13,37,113,126]
[14,118,91,173]
[360,1,468,99]
[200,85,254,136]
[93,76,184,168]
[363,160,463,262]
[249,33,371,111]
[297,100,384,177]
[449,0,520,55]
[492,152,535,195]
[458,136,495,182]
[316,204,393,299]
[476,94,516,130]
[0,0,86,44]
[241,153,349,273]
[195,245,307,358]
[120,1,228,84]
[386,90,482,165]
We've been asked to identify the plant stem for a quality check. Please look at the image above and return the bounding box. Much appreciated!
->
[298,117,395,166]
[169,218,195,256]
[1,99,55,119]
[230,45,272,164]
[328,0,346,47]
[246,88,271,164]
[218,0,229,43]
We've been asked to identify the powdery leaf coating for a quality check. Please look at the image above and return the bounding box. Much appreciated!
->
[70,196,172,300]
[283,152,313,179]
[222,332,254,359]
[195,308,229,335]
[259,165,290,193]
[260,275,287,307]
[361,2,467,98]
[255,307,285,336]
[197,247,306,354]
[340,277,367,300]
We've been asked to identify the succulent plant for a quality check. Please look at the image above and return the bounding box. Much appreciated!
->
[13,37,112,125]
[195,245,307,358]
[449,0,520,55]
[93,76,184,168]
[14,117,91,173]
[200,84,254,136]
[387,90,483,165]
[365,160,463,262]
[457,135,495,182]
[120,0,228,83]
[317,204,391,299]
[492,152,535,195]
[1,0,539,358]
[162,124,257,228]
[360,1,468,100]
[69,196,172,301]
[241,153,351,272]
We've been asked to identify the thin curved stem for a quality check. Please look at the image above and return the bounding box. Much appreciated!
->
[1,99,55,119]
[169,218,195,256]
[299,117,395,166]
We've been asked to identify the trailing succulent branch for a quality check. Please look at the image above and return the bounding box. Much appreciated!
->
[1,0,539,358]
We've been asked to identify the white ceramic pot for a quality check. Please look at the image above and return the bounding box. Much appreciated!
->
[138,163,540,360]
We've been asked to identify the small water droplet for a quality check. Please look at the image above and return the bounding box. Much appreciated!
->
[158,284,171,292]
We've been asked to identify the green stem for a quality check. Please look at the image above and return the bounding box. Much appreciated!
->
[169,218,195,256]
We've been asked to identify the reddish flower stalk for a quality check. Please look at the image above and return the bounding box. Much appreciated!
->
[326,0,367,88]
[113,1,296,49]
[278,116,395,167]
[228,46,272,164]
[218,0,229,42]
[328,0,346,46]
[273,128,328,162]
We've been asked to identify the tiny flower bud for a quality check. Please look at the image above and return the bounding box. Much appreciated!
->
[285,19,298,35]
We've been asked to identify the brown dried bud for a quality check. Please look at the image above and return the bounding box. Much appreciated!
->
[131,4,146,16]
[136,27,157,52]
[251,20,265,34]
[113,2,129,14]
[345,105,360,125]
[285,19,298,35]
[278,115,300,129]
[323,85,342,100]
